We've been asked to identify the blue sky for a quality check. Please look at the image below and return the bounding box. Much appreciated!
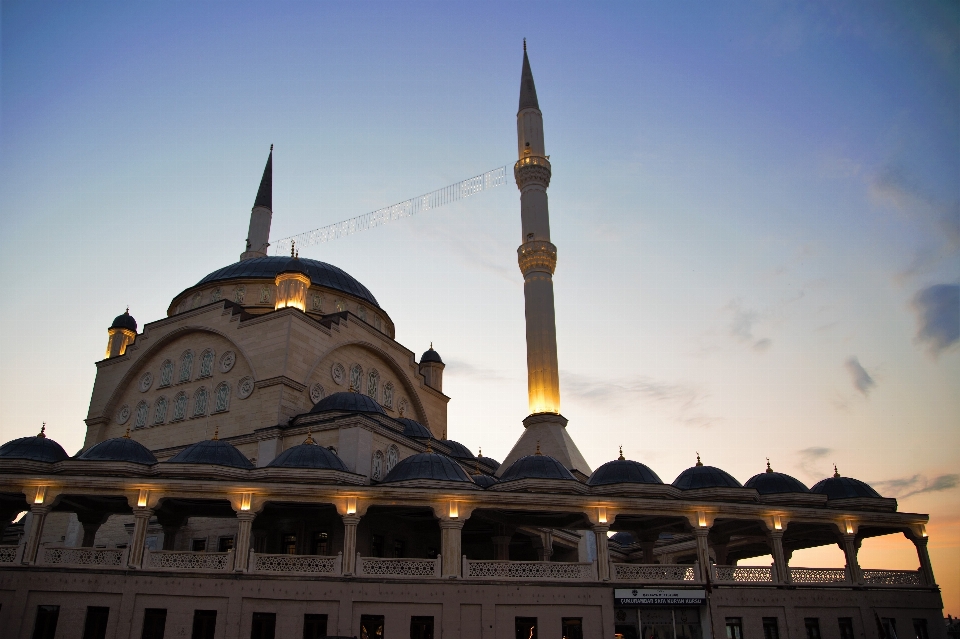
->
[1,0,958,607]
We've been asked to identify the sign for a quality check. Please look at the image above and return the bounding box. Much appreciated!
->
[614,588,706,606]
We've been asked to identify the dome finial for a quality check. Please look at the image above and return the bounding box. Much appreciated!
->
[291,241,296,258]
[833,464,840,478]
[124,427,131,439]
[425,440,433,453]
[430,341,434,350]
[212,425,219,441]
[535,440,542,455]
[618,445,624,461]
[766,457,772,473]
[695,452,702,467]
[304,428,315,445]
[125,306,129,315]
[38,422,46,438]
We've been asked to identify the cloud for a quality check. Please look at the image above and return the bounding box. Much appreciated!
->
[725,300,773,352]
[844,357,876,396]
[797,446,832,478]
[444,359,512,383]
[871,474,960,499]
[752,338,772,352]
[911,284,960,356]
[870,166,960,250]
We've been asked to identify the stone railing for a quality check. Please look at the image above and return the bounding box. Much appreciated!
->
[611,563,700,583]
[144,549,233,571]
[0,545,21,563]
[40,546,126,568]
[862,569,922,586]
[464,559,596,581]
[789,567,848,584]
[713,565,775,583]
[356,554,441,579]
[250,552,342,576]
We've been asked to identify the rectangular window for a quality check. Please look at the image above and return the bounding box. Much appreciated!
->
[882,618,899,639]
[282,534,297,555]
[726,618,744,639]
[312,532,329,555]
[913,619,929,639]
[371,534,384,558]
[393,539,406,558]
[515,617,538,639]
[562,617,583,639]
[191,538,207,552]
[83,607,111,639]
[142,609,168,639]
[250,613,276,639]
[838,618,855,639]
[410,616,435,639]
[218,536,235,552]
[192,610,217,639]
[361,614,384,639]
[805,618,822,639]
[302,614,328,639]
[763,617,780,639]
[32,605,60,639]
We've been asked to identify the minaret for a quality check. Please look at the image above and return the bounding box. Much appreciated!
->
[240,146,273,261]
[498,42,591,476]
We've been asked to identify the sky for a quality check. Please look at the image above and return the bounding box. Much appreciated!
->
[1,0,958,613]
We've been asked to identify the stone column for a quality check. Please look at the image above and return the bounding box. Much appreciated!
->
[492,535,512,560]
[77,512,109,547]
[593,525,610,581]
[342,515,361,576]
[768,531,789,584]
[713,542,729,566]
[840,534,862,584]
[234,513,256,572]
[694,529,711,582]
[640,541,657,564]
[22,505,51,565]
[127,509,153,568]
[910,536,936,586]
[440,520,465,578]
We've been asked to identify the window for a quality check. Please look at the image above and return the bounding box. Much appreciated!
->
[805,618,822,639]
[411,616,434,639]
[172,392,188,421]
[250,613,276,639]
[367,370,379,400]
[515,617,538,639]
[302,614,327,639]
[562,618,583,639]
[374,315,383,331]
[312,531,329,555]
[234,286,246,304]
[382,383,394,409]
[193,387,208,417]
[83,606,110,639]
[913,619,929,639]
[199,350,215,378]
[211,287,222,302]
[282,534,297,555]
[311,294,322,312]
[141,609,167,639]
[191,538,207,552]
[838,618,855,639]
[393,539,405,558]
[881,619,898,639]
[214,382,231,412]
[371,534,384,557]
[372,450,384,480]
[726,618,743,639]
[763,618,780,639]
[350,364,363,392]
[192,610,217,639]
[386,445,399,473]
[360,615,384,639]
[336,299,346,312]
[159,360,173,387]
[179,351,194,383]
[153,397,168,425]
[33,605,60,639]
[135,401,149,429]
[218,536,234,552]
[259,285,270,304]
[358,306,367,321]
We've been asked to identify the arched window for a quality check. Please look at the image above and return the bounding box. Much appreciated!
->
[211,287,222,302]
[372,450,384,481]
[191,291,202,308]
[159,360,174,387]
[350,364,363,392]
[214,382,230,413]
[134,401,149,429]
[153,397,167,425]
[386,445,399,473]
[234,285,246,304]
[312,294,322,312]
[172,392,188,421]
[259,285,270,304]
[336,299,346,312]
[358,306,367,322]
[367,370,380,401]
[193,387,208,417]
[178,351,194,383]
[199,349,215,378]
[382,383,394,409]
[374,316,383,332]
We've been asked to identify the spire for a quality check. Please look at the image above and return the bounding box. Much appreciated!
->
[519,40,540,111]
[766,458,773,473]
[695,452,703,467]
[38,422,46,438]
[833,464,840,478]
[303,429,315,445]
[618,445,624,461]
[254,145,273,210]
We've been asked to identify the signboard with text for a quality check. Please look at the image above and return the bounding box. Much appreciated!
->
[614,588,706,606]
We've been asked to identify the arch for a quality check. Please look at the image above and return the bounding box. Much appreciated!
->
[193,387,208,417]
[172,391,188,422]
[214,382,231,413]
[199,349,216,378]
[158,360,174,387]
[178,350,195,383]
[153,397,168,425]
[134,401,149,429]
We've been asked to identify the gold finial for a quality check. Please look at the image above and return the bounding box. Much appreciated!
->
[535,440,542,456]
[833,464,840,478]
[430,341,433,350]
[618,445,624,461]
[766,458,772,473]
[212,425,219,441]
[125,306,130,314]
[478,447,482,457]
[304,428,315,445]
[695,452,703,467]
[124,427,131,439]
[425,440,433,453]
[38,422,46,438]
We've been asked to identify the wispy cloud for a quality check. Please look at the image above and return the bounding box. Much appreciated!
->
[798,446,832,479]
[444,359,512,383]
[844,356,876,396]
[871,474,960,499]
[725,300,773,353]
[911,284,960,357]
[870,165,960,252]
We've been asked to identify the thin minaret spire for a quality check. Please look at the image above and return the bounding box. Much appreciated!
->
[241,145,274,261]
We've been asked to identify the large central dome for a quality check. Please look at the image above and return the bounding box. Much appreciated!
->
[197,256,380,308]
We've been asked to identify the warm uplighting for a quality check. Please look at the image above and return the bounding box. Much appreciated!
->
[105,328,136,359]
[773,515,782,531]
[528,381,561,415]
[137,489,148,508]
[274,272,311,311]
[346,496,357,515]
[920,524,927,538]
[597,507,607,524]
[845,520,854,535]
[449,501,459,519]
[240,493,252,511]
[34,486,46,505]
[697,511,708,528]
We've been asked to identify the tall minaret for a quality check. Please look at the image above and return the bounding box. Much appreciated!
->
[241,145,273,261]
[498,42,591,476]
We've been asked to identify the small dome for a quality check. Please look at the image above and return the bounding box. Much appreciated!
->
[499,454,577,482]
[0,429,68,463]
[311,391,385,415]
[471,474,498,488]
[811,472,881,500]
[610,531,636,546]
[477,455,501,470]
[744,465,809,494]
[166,439,254,469]
[381,451,474,484]
[420,346,443,364]
[397,417,432,439]
[267,440,348,471]
[440,439,474,459]
[588,459,663,486]
[110,309,137,332]
[672,460,742,490]
[78,436,157,465]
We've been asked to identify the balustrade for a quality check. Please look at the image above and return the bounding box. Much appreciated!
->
[713,565,774,583]
[611,563,699,583]
[789,567,848,584]
[862,569,922,586]
[0,545,19,563]
[250,552,342,575]
[356,554,441,579]
[464,558,596,581]
[144,549,233,571]
[40,546,126,568]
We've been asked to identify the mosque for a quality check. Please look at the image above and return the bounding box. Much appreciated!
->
[0,46,946,639]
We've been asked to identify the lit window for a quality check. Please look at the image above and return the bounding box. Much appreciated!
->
[336,299,346,312]
[199,350,215,378]
[193,387,208,417]
[367,370,379,400]
[159,360,173,387]
[172,392,188,421]
[382,383,394,409]
[178,351,194,383]
[234,285,246,304]
[153,397,167,425]
[134,402,149,429]
[350,364,363,392]
[214,383,230,413]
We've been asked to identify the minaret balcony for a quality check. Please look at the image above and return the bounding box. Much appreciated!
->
[514,155,552,189]
[517,240,558,276]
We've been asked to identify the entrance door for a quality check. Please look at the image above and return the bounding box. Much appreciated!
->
[639,607,702,639]
[411,616,434,639]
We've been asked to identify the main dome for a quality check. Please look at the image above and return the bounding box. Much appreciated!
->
[196,256,380,308]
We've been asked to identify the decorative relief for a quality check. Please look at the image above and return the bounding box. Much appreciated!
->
[466,559,593,581]
[788,567,847,584]
[220,351,236,373]
[358,306,367,322]
[372,450,384,481]
[234,285,246,304]
[367,370,380,400]
[159,360,173,387]
[172,392,188,420]
[134,401,149,429]
[382,383,394,409]
[349,364,363,392]
[310,383,325,404]
[178,351,194,383]
[335,299,346,312]
[611,563,697,582]
[331,363,345,386]
[211,287,222,302]
[138,372,154,393]
[191,291,202,308]
[517,241,558,276]
[252,553,339,574]
[311,294,322,312]
[259,285,270,304]
[193,387,208,417]
[237,376,255,400]
[398,399,409,416]
[153,397,168,425]
[0,546,17,563]
[116,405,131,425]
[374,316,383,331]
[358,556,439,578]
[386,445,399,473]
[214,382,230,413]
[199,349,215,378]
[714,565,772,583]
[43,547,124,567]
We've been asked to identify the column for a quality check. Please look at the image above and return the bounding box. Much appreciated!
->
[694,529,711,582]
[640,541,657,564]
[593,525,610,581]
[440,520,464,578]
[768,531,789,584]
[535,530,554,561]
[492,535,512,560]
[840,534,862,585]
[234,513,256,572]
[713,542,729,566]
[22,505,51,565]
[78,512,109,547]
[158,513,184,551]
[911,536,936,586]
[127,509,153,568]
[342,515,361,576]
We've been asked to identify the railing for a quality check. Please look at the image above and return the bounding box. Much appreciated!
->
[789,567,848,584]
[356,554,441,579]
[0,545,21,563]
[611,563,700,583]
[144,549,233,571]
[40,546,126,568]
[713,565,775,583]
[250,552,342,576]
[862,569,922,586]
[464,559,596,581]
